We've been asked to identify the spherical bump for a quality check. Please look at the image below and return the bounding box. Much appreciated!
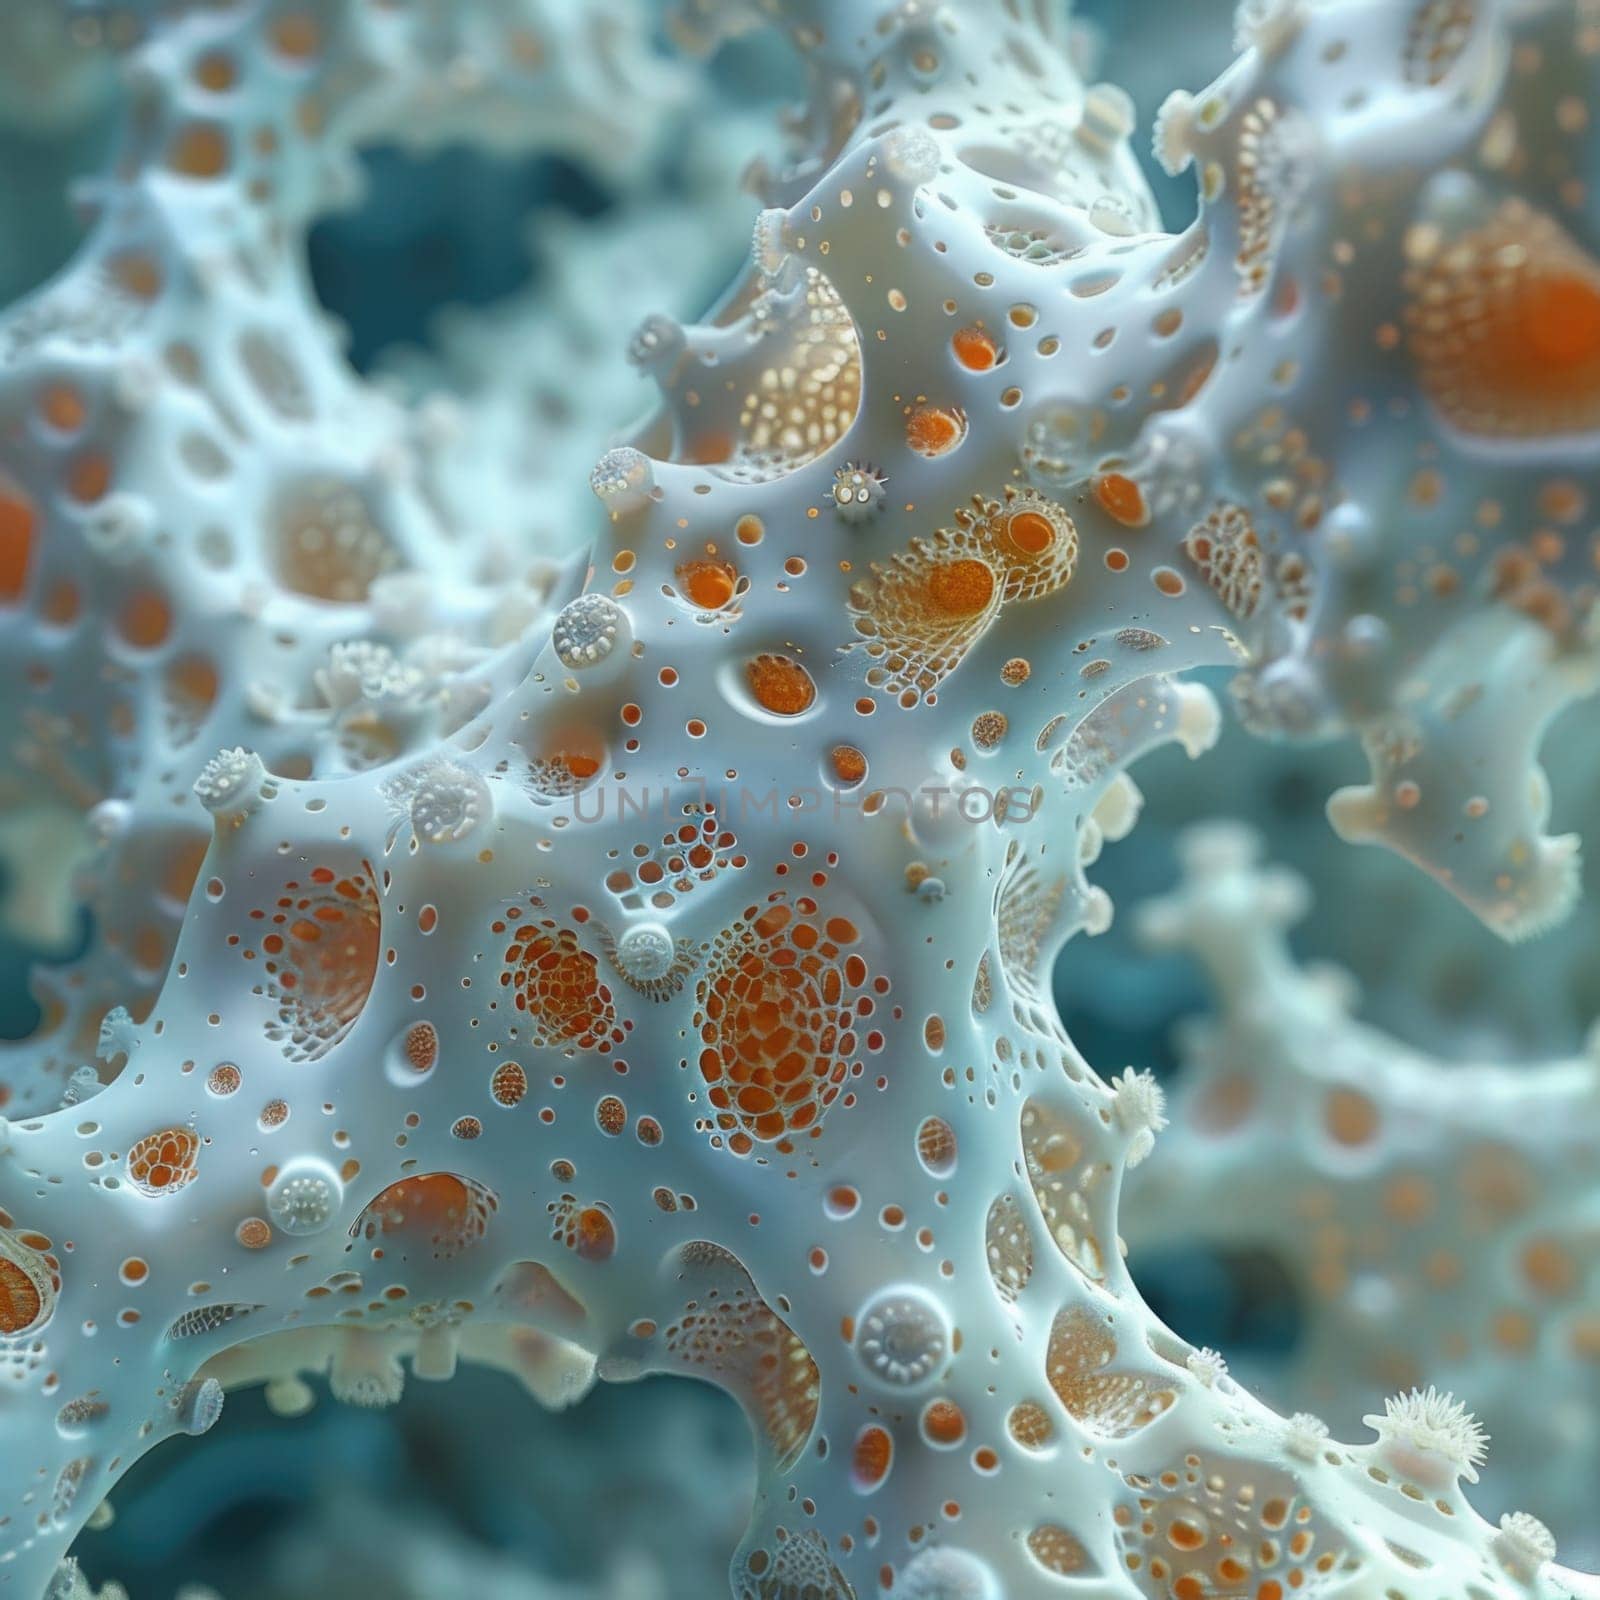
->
[193,746,267,819]
[206,1063,241,1096]
[752,208,791,277]
[1496,1511,1557,1571]
[1234,0,1307,56]
[628,312,686,373]
[899,1547,997,1600]
[553,593,629,668]
[884,126,941,184]
[614,922,675,982]
[854,1286,949,1388]
[1153,89,1196,176]
[235,1217,272,1250]
[1363,1385,1488,1483]
[175,1377,224,1437]
[318,640,422,710]
[264,1376,314,1417]
[330,1348,404,1409]
[409,760,492,844]
[588,446,654,512]
[266,1158,343,1237]
[831,462,887,524]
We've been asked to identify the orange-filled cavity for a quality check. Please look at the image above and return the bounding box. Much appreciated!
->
[830,745,868,784]
[694,897,877,1147]
[501,921,621,1051]
[573,1206,616,1261]
[1095,473,1149,528]
[921,1398,966,1445]
[678,558,737,610]
[747,653,816,715]
[39,384,86,432]
[533,725,607,787]
[0,481,36,603]
[905,405,967,456]
[257,868,382,1061]
[355,1172,496,1258]
[1408,200,1600,437]
[404,1022,438,1072]
[491,1060,528,1106]
[119,588,173,649]
[168,122,231,178]
[271,11,322,57]
[927,558,996,617]
[852,1424,893,1488]
[1004,508,1056,556]
[0,1258,42,1333]
[127,1127,201,1195]
[952,326,1000,371]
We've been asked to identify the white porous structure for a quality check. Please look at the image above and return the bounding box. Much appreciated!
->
[1129,822,1600,1562]
[0,0,689,1113]
[2,2,1600,1599]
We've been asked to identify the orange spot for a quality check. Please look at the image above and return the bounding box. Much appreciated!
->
[678,559,737,610]
[1525,276,1600,366]
[0,484,36,603]
[905,406,965,456]
[119,589,172,649]
[539,727,606,784]
[922,1399,966,1445]
[167,655,219,712]
[108,253,162,301]
[194,52,236,91]
[687,432,733,465]
[357,1173,493,1258]
[271,11,322,58]
[1324,1087,1378,1146]
[67,453,111,504]
[0,1255,44,1335]
[853,1425,893,1488]
[1095,474,1149,527]
[747,653,816,716]
[1005,509,1055,555]
[952,326,999,371]
[573,1206,616,1261]
[39,385,85,432]
[830,745,867,784]
[168,122,230,179]
[927,559,996,617]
